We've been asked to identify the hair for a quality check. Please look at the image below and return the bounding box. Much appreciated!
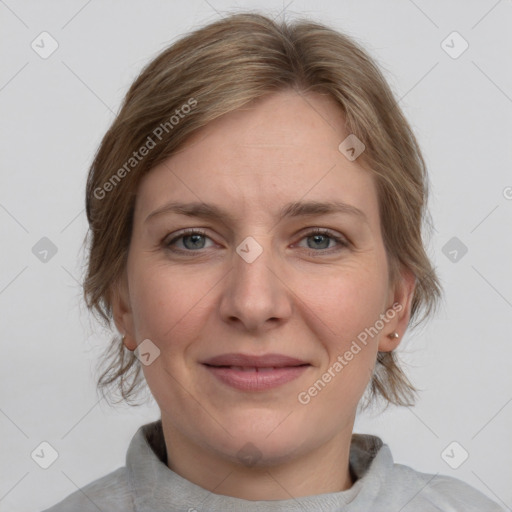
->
[83,11,442,408]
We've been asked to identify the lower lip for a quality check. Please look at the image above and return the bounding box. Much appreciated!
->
[203,365,310,391]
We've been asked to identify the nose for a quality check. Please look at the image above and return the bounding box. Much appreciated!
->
[218,237,293,333]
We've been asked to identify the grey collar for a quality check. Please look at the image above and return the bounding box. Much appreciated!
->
[126,419,390,512]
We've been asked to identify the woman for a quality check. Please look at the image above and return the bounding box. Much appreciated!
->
[43,12,504,512]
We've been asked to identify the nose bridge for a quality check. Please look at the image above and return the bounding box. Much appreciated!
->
[219,235,291,330]
[235,235,274,292]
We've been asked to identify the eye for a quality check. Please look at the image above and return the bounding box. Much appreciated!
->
[162,227,349,256]
[163,229,215,252]
[296,228,349,254]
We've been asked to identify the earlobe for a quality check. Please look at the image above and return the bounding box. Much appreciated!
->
[121,335,136,352]
[379,330,401,351]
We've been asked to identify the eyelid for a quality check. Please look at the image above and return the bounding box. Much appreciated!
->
[297,226,347,240]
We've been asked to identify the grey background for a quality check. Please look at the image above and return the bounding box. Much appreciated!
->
[1,1,511,510]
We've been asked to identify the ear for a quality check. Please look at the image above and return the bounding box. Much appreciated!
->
[378,266,416,352]
[111,270,137,351]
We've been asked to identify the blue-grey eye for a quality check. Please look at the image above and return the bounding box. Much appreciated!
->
[307,233,332,250]
[182,233,207,250]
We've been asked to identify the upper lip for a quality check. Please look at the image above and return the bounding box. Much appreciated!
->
[201,353,309,368]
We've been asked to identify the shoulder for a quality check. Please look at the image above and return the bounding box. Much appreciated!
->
[41,467,134,512]
[351,435,505,511]
[384,461,505,511]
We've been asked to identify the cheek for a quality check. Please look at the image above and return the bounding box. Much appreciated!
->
[127,255,219,353]
[297,258,389,340]
[297,266,387,409]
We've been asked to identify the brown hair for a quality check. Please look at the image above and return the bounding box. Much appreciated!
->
[83,12,442,408]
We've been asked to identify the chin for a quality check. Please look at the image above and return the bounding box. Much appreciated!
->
[219,434,306,469]
[206,412,314,466]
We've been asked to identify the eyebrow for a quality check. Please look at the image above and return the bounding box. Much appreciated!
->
[145,199,368,225]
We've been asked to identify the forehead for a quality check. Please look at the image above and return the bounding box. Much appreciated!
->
[179,89,348,164]
[135,90,380,228]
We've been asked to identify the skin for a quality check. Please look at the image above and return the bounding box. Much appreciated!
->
[113,89,415,500]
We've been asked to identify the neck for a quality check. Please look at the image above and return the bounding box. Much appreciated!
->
[160,416,355,500]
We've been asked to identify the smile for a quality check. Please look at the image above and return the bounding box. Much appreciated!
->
[203,364,310,391]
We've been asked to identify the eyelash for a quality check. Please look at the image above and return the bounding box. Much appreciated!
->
[163,228,349,257]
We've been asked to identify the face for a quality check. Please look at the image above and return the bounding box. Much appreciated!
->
[114,89,413,467]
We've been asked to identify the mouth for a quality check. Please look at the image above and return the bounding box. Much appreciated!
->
[201,353,311,391]
[209,365,308,371]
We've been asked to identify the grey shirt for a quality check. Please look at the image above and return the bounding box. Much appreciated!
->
[43,419,505,511]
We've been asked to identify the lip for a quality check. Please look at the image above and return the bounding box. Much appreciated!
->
[201,353,311,392]
[201,353,308,367]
